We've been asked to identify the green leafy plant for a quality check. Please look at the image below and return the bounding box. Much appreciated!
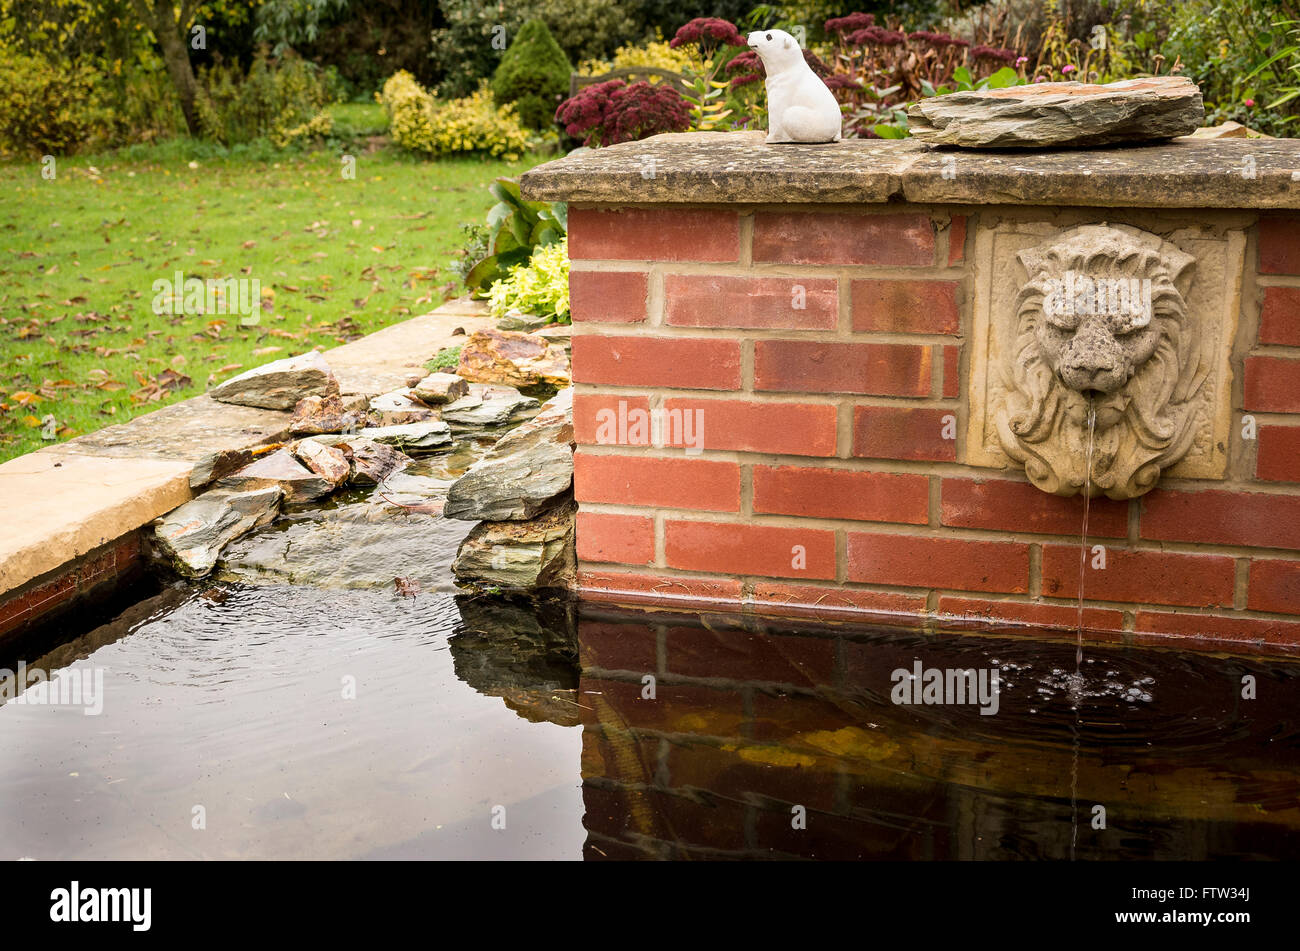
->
[463,177,567,296]
[487,238,571,322]
[492,18,573,130]
[426,345,463,372]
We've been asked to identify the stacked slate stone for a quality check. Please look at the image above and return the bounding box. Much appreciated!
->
[445,387,577,591]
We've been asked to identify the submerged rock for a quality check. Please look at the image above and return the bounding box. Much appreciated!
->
[216,447,335,503]
[289,393,370,436]
[217,497,470,590]
[293,438,351,487]
[445,388,574,521]
[209,350,338,410]
[906,77,1204,148]
[452,499,576,591]
[457,329,571,387]
[151,486,282,578]
[358,421,453,452]
[411,372,469,405]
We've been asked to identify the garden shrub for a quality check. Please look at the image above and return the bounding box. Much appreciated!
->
[199,49,336,146]
[0,53,110,155]
[492,19,572,130]
[555,78,691,145]
[488,238,571,322]
[528,0,642,65]
[382,72,530,159]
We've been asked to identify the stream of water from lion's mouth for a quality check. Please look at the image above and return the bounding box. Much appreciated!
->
[1070,399,1098,860]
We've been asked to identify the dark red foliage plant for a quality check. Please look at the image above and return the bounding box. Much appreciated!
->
[554,80,691,147]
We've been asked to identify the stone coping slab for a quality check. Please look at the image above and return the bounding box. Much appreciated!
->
[521,131,1300,208]
[0,299,492,597]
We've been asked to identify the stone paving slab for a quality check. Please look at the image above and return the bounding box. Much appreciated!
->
[0,299,492,596]
[521,131,1300,208]
[0,448,192,592]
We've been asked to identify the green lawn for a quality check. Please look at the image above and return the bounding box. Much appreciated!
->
[0,132,544,462]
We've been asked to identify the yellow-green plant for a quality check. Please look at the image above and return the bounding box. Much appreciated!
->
[488,238,571,322]
[382,72,529,159]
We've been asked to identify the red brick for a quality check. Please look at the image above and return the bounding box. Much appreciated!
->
[1141,488,1300,551]
[753,211,934,266]
[572,335,740,390]
[665,520,837,580]
[578,570,743,606]
[851,279,959,334]
[568,207,739,262]
[937,596,1124,634]
[580,727,661,785]
[1259,215,1300,275]
[569,270,648,323]
[1257,425,1300,482]
[661,398,837,456]
[1135,610,1300,647]
[941,477,1128,537]
[1244,355,1300,413]
[755,339,931,396]
[577,621,658,673]
[575,452,740,511]
[753,806,909,860]
[664,274,836,330]
[948,215,967,266]
[664,624,836,685]
[749,582,926,619]
[1041,545,1235,608]
[1259,285,1300,345]
[577,511,655,565]
[754,465,928,524]
[1248,558,1300,614]
[573,392,651,446]
[852,406,957,462]
[846,532,1029,593]
[942,345,960,398]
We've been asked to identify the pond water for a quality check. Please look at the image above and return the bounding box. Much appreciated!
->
[2,436,1298,860]
[3,580,1299,860]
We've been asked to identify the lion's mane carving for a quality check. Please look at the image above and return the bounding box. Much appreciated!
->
[995,224,1206,499]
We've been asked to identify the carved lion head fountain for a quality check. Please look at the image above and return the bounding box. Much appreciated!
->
[968,222,1236,501]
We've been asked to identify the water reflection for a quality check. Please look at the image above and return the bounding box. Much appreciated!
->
[2,585,1298,860]
[576,607,1300,860]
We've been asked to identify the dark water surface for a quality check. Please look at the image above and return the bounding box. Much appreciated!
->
[2,581,1298,860]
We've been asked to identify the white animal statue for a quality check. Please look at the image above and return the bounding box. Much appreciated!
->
[747,29,842,144]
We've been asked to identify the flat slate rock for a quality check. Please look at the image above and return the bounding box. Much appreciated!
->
[216,447,335,503]
[445,388,573,521]
[441,386,540,430]
[209,349,339,410]
[452,499,576,591]
[151,485,283,578]
[906,77,1204,149]
[410,372,469,405]
[456,329,571,388]
[357,421,453,452]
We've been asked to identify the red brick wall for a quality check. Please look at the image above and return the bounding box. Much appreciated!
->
[569,204,1300,654]
[0,533,142,640]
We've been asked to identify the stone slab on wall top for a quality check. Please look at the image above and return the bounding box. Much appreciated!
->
[521,131,1300,208]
